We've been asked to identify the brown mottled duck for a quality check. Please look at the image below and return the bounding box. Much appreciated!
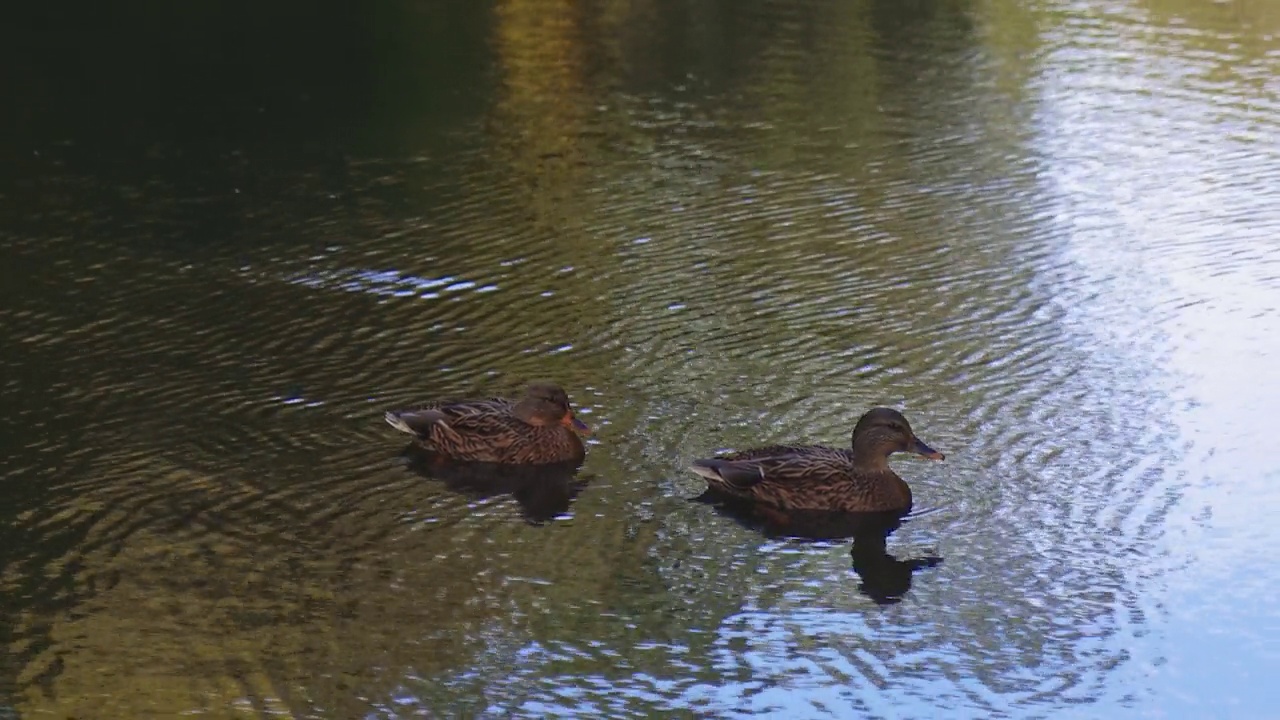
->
[690,407,944,515]
[384,382,591,465]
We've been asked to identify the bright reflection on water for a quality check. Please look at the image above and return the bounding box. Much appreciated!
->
[2,0,1279,717]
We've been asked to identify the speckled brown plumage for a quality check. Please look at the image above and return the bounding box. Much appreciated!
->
[690,407,944,514]
[384,382,590,465]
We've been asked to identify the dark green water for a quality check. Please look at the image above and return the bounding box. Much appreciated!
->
[3,0,1279,717]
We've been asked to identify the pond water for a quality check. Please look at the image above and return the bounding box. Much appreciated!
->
[2,0,1279,717]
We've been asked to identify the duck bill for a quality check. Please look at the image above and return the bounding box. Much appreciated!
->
[563,413,592,435]
[913,437,944,460]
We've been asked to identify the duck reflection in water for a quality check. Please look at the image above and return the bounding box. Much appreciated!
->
[694,495,942,605]
[399,444,588,524]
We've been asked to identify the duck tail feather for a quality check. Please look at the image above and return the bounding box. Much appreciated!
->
[385,409,448,437]
[690,459,764,490]
[384,411,415,435]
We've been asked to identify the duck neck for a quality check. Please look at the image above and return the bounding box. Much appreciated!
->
[850,443,892,471]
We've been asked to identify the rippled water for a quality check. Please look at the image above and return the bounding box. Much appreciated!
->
[3,0,1279,717]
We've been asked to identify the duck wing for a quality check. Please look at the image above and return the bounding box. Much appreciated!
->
[384,397,513,442]
[690,445,849,490]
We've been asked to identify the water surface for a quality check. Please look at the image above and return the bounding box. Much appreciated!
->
[2,0,1279,717]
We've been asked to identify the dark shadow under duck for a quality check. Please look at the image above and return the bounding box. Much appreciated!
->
[385,381,591,465]
[689,407,944,515]
[399,444,588,524]
[693,495,942,606]
[851,537,942,606]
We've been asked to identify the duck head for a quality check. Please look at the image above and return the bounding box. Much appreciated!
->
[513,382,591,434]
[850,407,943,463]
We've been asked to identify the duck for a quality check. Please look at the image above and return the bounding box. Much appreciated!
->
[689,407,943,514]
[384,381,591,465]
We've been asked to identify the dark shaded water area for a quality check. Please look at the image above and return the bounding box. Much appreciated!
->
[2,0,1279,717]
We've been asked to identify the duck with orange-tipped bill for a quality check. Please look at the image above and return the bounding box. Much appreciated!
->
[690,407,943,514]
[385,381,591,465]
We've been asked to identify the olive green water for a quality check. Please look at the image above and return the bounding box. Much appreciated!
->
[2,0,1279,717]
